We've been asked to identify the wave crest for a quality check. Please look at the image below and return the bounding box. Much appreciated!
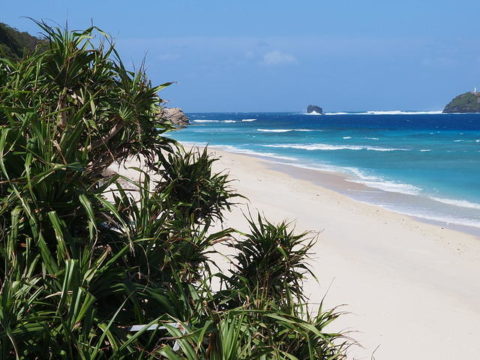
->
[325,110,442,115]
[364,110,442,115]
[263,143,407,152]
[193,119,237,123]
[257,129,317,133]
[430,197,480,210]
[210,145,297,161]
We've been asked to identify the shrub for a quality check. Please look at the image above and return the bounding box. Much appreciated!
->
[0,21,348,359]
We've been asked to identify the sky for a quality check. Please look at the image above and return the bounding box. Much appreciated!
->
[2,0,480,112]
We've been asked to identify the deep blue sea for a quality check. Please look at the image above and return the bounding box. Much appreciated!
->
[169,111,480,233]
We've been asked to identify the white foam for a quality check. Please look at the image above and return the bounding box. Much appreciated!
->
[320,110,443,115]
[364,110,443,115]
[453,139,479,143]
[420,149,431,152]
[325,110,443,115]
[193,119,237,123]
[343,167,422,195]
[241,118,257,122]
[343,136,352,140]
[349,179,422,196]
[430,197,480,210]
[257,129,317,133]
[322,110,442,115]
[210,145,297,161]
[396,211,480,229]
[365,137,380,140]
[263,143,407,152]
[304,111,322,115]
[179,141,209,147]
[258,129,291,133]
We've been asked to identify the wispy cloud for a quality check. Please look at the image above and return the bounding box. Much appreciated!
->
[262,50,297,65]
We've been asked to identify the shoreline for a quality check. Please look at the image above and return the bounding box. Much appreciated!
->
[200,145,480,360]
[200,143,480,237]
[265,160,480,237]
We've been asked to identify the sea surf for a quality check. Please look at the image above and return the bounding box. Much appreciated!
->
[169,111,480,234]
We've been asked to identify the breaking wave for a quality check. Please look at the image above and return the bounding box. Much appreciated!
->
[263,144,407,152]
[364,110,443,115]
[344,167,422,195]
[193,119,237,123]
[325,110,443,115]
[396,211,480,229]
[430,197,480,210]
[257,129,317,133]
[210,145,297,161]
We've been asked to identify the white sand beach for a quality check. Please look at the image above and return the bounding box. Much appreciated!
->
[115,147,480,360]
[206,148,480,360]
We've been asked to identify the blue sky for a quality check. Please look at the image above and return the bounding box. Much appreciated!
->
[2,0,480,112]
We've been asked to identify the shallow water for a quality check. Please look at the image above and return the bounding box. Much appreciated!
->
[169,112,480,233]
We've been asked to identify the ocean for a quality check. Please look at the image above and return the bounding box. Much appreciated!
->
[168,111,480,234]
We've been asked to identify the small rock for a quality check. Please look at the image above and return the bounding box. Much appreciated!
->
[307,105,324,114]
[159,107,189,127]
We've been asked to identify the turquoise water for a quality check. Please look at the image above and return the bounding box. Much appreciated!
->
[169,111,480,232]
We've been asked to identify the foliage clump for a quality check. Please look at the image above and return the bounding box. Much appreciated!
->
[0,22,44,61]
[0,21,348,359]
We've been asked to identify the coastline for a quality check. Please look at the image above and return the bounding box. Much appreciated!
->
[265,161,480,237]
[200,146,480,360]
[200,143,480,237]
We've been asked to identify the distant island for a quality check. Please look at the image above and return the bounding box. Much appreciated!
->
[307,104,324,114]
[443,91,480,113]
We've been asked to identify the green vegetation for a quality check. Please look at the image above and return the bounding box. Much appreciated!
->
[0,22,44,61]
[443,91,480,113]
[0,21,348,359]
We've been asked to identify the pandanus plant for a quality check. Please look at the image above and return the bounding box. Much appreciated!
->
[0,21,348,359]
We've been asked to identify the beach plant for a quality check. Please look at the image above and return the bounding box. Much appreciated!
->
[0,21,348,359]
[0,20,175,177]
[156,146,241,226]
[227,214,316,308]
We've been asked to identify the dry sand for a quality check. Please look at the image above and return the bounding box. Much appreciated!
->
[208,148,480,360]
[114,147,480,359]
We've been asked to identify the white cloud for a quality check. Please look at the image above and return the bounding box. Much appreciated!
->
[262,50,297,65]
